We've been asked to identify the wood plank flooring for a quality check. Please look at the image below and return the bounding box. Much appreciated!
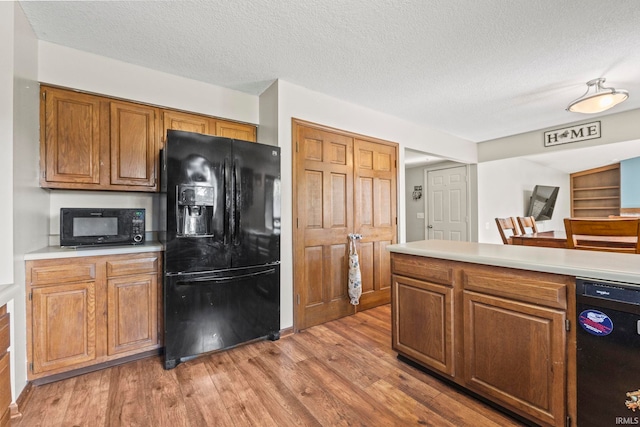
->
[13,305,525,426]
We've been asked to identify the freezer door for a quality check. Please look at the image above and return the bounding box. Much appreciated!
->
[163,265,280,369]
[231,139,281,267]
[165,130,232,273]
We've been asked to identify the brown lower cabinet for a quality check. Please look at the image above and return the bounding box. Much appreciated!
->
[391,253,575,427]
[0,305,10,427]
[26,252,162,381]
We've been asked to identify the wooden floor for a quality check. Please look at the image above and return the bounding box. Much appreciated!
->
[13,305,525,426]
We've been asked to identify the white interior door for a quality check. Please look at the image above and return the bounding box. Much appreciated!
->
[426,166,468,241]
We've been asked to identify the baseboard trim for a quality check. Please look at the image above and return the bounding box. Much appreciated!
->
[32,349,161,386]
[280,327,294,338]
[10,381,33,420]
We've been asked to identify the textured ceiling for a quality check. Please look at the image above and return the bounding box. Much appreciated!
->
[18,0,640,142]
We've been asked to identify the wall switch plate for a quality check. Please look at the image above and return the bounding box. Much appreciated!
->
[417,212,425,219]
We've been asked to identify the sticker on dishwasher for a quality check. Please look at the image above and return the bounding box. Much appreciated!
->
[579,309,613,336]
[626,389,640,412]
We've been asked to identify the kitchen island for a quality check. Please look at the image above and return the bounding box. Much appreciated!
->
[387,240,640,427]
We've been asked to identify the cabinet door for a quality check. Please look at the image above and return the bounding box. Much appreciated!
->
[161,110,210,147]
[32,282,96,374]
[215,120,256,142]
[392,275,454,375]
[107,274,158,356]
[463,290,566,427]
[41,87,101,186]
[110,101,158,189]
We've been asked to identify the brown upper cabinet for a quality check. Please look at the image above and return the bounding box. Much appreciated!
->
[160,110,211,147]
[41,87,102,187]
[159,110,256,147]
[40,85,257,192]
[215,120,256,141]
[109,100,158,189]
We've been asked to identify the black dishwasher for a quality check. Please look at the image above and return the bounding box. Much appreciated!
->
[576,278,640,427]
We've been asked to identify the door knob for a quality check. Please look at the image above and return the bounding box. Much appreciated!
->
[427,225,433,229]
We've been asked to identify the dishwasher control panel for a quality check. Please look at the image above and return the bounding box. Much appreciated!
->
[580,279,640,305]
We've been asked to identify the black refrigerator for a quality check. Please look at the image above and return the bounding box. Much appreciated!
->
[162,130,281,370]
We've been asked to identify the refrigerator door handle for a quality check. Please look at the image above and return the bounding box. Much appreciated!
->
[233,159,241,245]
[223,158,229,245]
[177,268,276,284]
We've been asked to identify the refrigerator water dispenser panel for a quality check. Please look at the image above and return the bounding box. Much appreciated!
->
[177,184,215,237]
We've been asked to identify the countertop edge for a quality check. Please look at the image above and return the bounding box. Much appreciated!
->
[24,242,164,261]
[388,241,640,285]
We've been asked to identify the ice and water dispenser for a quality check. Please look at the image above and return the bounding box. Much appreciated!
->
[176,184,215,237]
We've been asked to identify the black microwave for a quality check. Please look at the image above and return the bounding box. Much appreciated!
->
[60,208,145,247]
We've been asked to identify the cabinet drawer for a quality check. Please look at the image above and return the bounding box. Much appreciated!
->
[461,266,568,310]
[29,261,96,286]
[391,253,454,285]
[106,256,158,277]
[0,312,8,356]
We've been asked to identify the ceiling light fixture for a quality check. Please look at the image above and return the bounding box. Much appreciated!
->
[567,78,629,114]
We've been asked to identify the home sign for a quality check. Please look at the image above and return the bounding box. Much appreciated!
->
[544,121,601,147]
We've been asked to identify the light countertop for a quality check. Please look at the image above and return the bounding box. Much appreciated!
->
[24,241,163,261]
[387,240,640,285]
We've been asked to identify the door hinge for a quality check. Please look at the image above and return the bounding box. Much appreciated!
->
[297,294,300,305]
[296,218,299,228]
[565,319,570,331]
[566,415,571,427]
[29,362,33,372]
[29,292,32,301]
[296,141,299,152]
[41,91,45,101]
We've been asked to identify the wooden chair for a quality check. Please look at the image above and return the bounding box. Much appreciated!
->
[495,217,522,244]
[517,216,538,234]
[563,217,640,253]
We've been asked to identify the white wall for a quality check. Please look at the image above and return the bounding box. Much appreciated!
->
[47,191,157,236]
[34,42,477,365]
[0,0,16,406]
[258,80,278,147]
[269,79,477,329]
[11,0,46,407]
[38,42,261,235]
[478,109,640,162]
[477,158,570,244]
[405,166,425,242]
[38,41,258,125]
[0,3,15,287]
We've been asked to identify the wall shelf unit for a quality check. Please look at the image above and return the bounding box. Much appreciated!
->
[570,164,620,217]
